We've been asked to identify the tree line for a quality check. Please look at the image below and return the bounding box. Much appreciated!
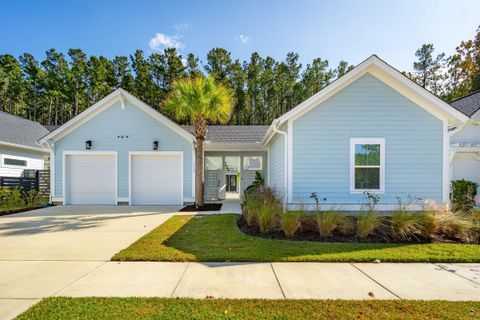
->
[1,25,479,126]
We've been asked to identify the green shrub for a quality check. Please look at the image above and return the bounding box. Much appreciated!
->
[0,187,24,210]
[315,210,348,238]
[281,211,304,238]
[451,179,478,213]
[357,212,383,239]
[252,171,264,188]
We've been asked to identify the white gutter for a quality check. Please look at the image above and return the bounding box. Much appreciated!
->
[0,140,48,153]
[43,140,55,203]
[271,121,288,206]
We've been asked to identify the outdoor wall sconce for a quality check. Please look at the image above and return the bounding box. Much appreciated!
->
[85,140,92,150]
[153,140,159,150]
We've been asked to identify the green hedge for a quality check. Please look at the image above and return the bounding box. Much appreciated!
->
[451,179,478,212]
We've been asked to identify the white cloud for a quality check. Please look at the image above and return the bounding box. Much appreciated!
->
[235,34,250,45]
[174,22,190,31]
[149,33,185,51]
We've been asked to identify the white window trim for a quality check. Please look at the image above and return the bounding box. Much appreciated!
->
[349,138,385,194]
[1,155,28,169]
[243,156,263,171]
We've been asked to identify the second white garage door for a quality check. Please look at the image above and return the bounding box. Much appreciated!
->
[130,153,183,205]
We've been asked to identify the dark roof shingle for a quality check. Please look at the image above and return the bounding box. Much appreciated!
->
[182,125,269,144]
[450,90,480,117]
[0,112,49,150]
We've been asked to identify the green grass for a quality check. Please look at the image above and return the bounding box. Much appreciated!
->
[16,297,480,320]
[112,214,480,263]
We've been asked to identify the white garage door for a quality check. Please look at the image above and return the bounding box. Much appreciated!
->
[65,154,116,205]
[130,153,183,205]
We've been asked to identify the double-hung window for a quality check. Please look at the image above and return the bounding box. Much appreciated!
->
[350,138,385,193]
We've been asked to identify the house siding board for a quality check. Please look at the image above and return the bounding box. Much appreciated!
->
[268,132,285,198]
[292,73,443,204]
[0,145,45,177]
[53,100,193,199]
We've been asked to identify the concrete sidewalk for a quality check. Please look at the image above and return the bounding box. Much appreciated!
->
[1,262,479,315]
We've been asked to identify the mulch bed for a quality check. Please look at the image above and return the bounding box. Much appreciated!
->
[180,203,222,212]
[0,204,51,216]
[237,214,467,244]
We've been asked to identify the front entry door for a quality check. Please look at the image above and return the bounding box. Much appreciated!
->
[226,174,237,192]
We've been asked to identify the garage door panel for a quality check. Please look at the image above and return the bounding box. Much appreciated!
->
[66,154,116,205]
[131,154,183,205]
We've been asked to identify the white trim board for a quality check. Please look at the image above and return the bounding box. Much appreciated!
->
[39,88,195,144]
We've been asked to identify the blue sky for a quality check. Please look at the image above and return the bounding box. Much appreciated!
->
[1,0,479,72]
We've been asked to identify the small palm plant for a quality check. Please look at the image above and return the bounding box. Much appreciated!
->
[164,76,233,208]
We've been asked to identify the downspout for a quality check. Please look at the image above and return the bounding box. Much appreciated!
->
[43,140,55,204]
[271,120,288,206]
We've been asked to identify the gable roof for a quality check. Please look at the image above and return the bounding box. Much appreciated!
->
[450,90,480,117]
[39,88,195,144]
[0,111,49,152]
[263,54,470,145]
[182,125,269,144]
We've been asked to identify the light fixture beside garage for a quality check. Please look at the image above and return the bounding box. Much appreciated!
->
[85,140,92,150]
[153,140,159,150]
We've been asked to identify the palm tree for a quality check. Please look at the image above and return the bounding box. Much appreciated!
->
[164,76,233,208]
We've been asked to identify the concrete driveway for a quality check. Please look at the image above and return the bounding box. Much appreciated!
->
[0,205,181,319]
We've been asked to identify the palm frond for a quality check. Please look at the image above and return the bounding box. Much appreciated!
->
[164,75,234,128]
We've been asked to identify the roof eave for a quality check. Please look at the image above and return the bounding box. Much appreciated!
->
[0,140,48,153]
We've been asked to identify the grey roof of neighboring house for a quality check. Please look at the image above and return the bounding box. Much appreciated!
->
[181,125,269,144]
[450,90,480,118]
[43,125,60,132]
[0,111,50,151]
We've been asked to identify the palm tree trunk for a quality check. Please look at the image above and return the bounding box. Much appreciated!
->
[195,137,204,208]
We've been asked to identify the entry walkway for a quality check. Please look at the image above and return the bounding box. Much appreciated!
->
[0,205,479,319]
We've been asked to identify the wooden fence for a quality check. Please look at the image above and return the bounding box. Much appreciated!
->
[0,170,50,196]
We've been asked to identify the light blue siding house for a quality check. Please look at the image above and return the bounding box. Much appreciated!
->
[39,55,468,208]
[263,55,468,209]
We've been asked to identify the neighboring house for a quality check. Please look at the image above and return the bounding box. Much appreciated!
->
[39,55,469,209]
[0,111,49,177]
[449,90,480,202]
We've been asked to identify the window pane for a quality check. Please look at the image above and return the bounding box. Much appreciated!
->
[4,158,27,166]
[355,144,380,166]
[355,168,380,189]
[243,156,262,170]
[205,157,222,170]
[224,157,239,172]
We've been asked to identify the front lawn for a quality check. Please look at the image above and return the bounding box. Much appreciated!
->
[112,214,480,262]
[16,297,480,320]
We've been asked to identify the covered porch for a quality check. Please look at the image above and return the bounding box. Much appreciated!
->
[204,151,267,201]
